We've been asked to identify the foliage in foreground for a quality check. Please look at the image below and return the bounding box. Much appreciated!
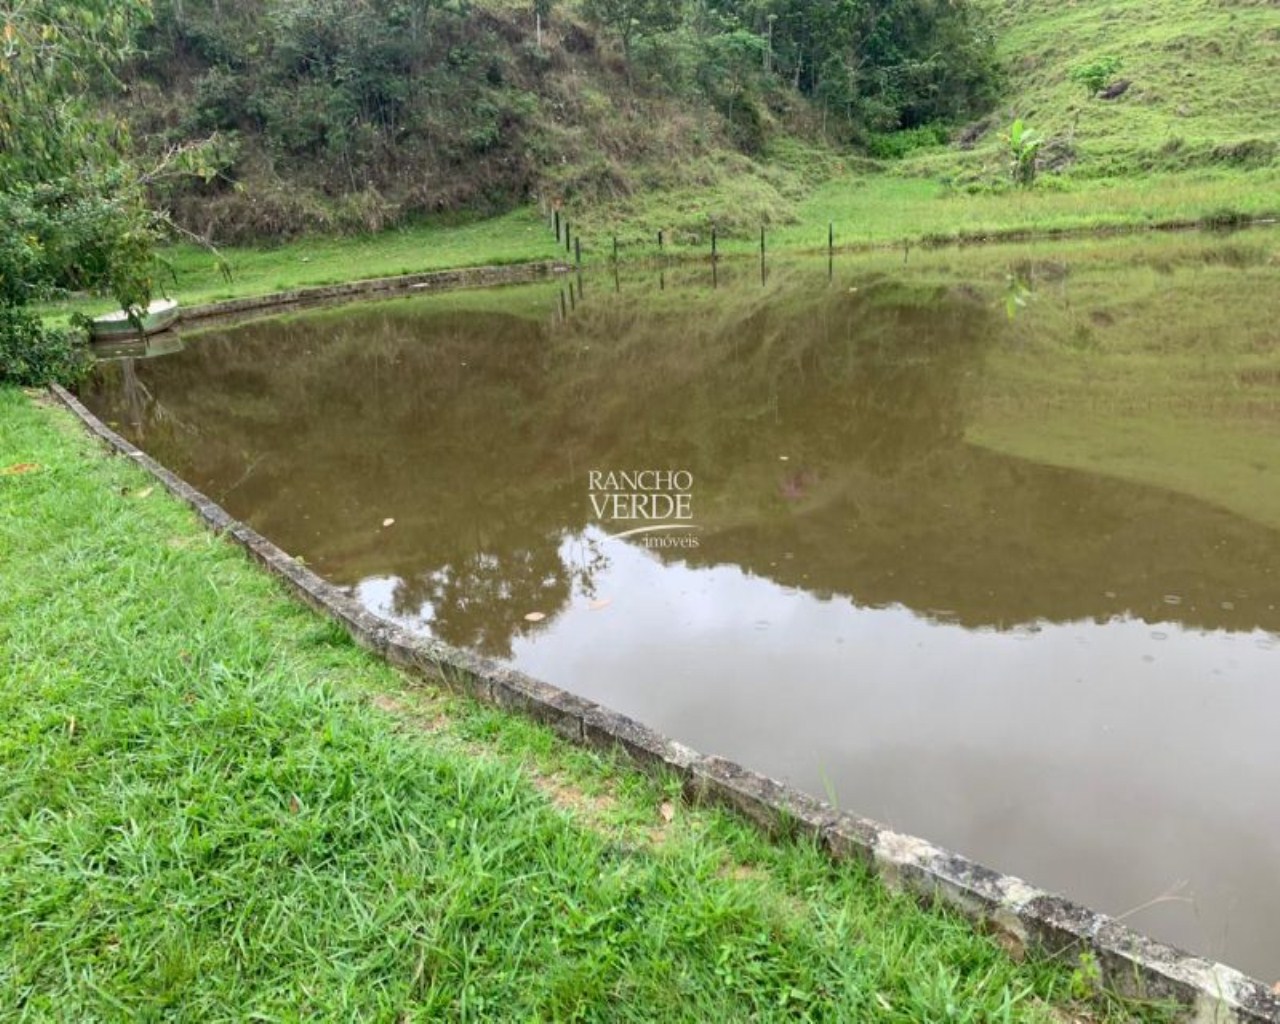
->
[0,0,158,385]
[0,307,89,388]
[0,389,1171,1022]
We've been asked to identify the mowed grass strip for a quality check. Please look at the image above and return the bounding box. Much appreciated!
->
[37,207,563,323]
[42,168,1279,332]
[0,389,1171,1022]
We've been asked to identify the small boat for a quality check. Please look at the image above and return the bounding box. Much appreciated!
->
[89,298,180,340]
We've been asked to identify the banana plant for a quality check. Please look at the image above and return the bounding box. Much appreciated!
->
[1003,119,1044,188]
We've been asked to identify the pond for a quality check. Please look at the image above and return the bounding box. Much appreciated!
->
[82,231,1280,981]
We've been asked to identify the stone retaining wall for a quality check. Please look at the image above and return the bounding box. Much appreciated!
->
[50,382,1280,1024]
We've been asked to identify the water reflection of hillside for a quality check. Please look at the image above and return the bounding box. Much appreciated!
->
[679,445,1279,634]
[83,269,1280,656]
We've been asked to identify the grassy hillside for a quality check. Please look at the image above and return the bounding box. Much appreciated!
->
[113,0,1017,245]
[592,0,1279,245]
[45,0,1274,312]
[986,0,1280,176]
[121,0,856,242]
[863,0,1280,183]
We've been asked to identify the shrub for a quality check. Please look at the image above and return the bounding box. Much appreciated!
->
[865,124,950,159]
[1070,55,1122,96]
[0,306,91,388]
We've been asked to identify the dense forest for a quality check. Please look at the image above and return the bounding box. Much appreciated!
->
[125,0,1002,238]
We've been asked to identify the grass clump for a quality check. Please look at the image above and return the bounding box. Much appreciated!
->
[0,388,1174,1021]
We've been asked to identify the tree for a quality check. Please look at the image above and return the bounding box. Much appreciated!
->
[533,0,554,47]
[714,0,1002,137]
[582,0,681,64]
[0,0,160,384]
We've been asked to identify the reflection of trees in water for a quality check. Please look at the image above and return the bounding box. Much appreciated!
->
[391,533,608,658]
[119,359,150,435]
[397,548,570,658]
[549,277,994,493]
[676,444,1280,635]
[89,357,197,447]
[79,276,1019,653]
[80,265,1280,651]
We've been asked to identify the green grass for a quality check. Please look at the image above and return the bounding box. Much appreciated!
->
[39,207,562,322]
[567,0,1280,253]
[72,163,1271,318]
[986,0,1280,168]
[0,388,1176,1021]
[646,169,1280,256]
[42,170,1275,331]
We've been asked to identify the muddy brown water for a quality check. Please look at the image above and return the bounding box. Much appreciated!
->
[82,234,1280,980]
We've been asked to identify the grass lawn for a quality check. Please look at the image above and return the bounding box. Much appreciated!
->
[38,207,563,323]
[39,168,1279,330]
[611,169,1280,259]
[0,389,1174,1020]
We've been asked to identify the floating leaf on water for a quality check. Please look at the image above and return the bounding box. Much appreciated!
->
[588,598,612,611]
[1,462,40,475]
[1163,594,1182,606]
[382,518,395,527]
[524,611,546,622]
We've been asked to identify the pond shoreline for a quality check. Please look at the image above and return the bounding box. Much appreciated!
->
[172,213,1277,328]
[49,379,1280,1024]
[181,259,573,327]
